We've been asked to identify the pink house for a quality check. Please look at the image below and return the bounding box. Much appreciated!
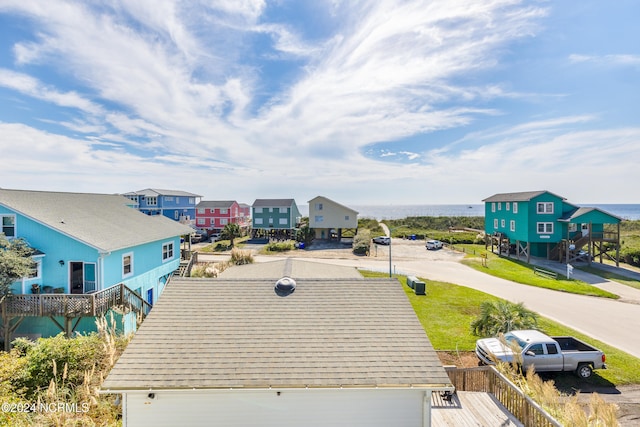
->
[195,201,241,231]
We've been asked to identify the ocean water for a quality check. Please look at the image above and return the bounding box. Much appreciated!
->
[298,204,640,220]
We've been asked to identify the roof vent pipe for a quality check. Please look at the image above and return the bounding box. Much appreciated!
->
[274,277,296,297]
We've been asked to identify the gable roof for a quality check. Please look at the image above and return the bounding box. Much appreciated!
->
[0,189,194,252]
[308,195,359,215]
[101,264,451,392]
[123,188,201,198]
[252,198,296,208]
[196,200,237,209]
[482,190,566,202]
[559,206,622,223]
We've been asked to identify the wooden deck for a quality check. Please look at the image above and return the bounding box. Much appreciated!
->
[432,391,524,426]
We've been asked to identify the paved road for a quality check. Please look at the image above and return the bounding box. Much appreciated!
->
[251,239,640,359]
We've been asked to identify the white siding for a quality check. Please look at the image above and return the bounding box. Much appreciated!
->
[124,388,425,427]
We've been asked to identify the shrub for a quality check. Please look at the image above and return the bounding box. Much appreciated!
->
[230,248,253,265]
[471,300,538,337]
[352,229,371,255]
[266,241,295,252]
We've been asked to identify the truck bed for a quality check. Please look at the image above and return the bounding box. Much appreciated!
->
[553,336,598,352]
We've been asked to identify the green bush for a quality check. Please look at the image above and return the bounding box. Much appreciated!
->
[352,229,371,255]
[266,241,296,252]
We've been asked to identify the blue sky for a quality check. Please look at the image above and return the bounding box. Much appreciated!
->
[0,0,638,205]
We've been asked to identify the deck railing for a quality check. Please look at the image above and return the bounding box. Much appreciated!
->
[3,283,151,319]
[445,366,561,427]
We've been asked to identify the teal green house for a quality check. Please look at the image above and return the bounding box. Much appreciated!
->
[483,191,621,265]
[251,199,301,240]
[0,188,194,349]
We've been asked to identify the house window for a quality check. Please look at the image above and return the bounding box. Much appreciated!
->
[491,203,496,213]
[498,203,502,211]
[174,211,179,220]
[316,203,323,210]
[255,218,263,225]
[506,202,510,211]
[176,197,180,203]
[165,196,174,202]
[1,215,16,237]
[220,218,228,225]
[537,222,554,234]
[147,197,157,206]
[537,202,554,214]
[510,220,516,232]
[162,242,174,261]
[220,208,228,214]
[27,259,42,279]
[315,215,324,223]
[279,207,288,213]
[493,219,498,229]
[197,208,205,214]
[122,253,134,277]
[513,203,518,214]
[345,215,350,221]
[279,218,287,225]
[569,223,577,233]
[269,218,274,224]
[197,218,205,225]
[255,207,263,214]
[501,219,505,228]
[189,198,194,204]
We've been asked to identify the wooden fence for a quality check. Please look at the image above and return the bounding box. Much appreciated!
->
[445,366,562,427]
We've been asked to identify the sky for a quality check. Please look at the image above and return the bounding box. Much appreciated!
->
[0,1,638,205]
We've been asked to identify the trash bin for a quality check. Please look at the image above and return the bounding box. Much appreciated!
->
[414,280,425,295]
[298,242,305,249]
[410,234,416,240]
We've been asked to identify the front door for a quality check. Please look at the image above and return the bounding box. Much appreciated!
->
[70,262,84,294]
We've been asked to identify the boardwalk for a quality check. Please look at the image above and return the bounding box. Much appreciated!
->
[432,391,523,427]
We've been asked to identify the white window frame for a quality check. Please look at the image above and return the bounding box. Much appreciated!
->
[189,198,194,204]
[491,203,496,213]
[255,207,263,214]
[162,242,174,262]
[27,259,42,279]
[174,211,179,220]
[537,202,554,214]
[279,218,287,225]
[279,207,288,214]
[506,202,510,211]
[220,208,228,214]
[498,202,502,211]
[501,219,505,228]
[165,196,174,202]
[1,214,16,238]
[146,197,157,206]
[537,222,554,234]
[197,218,205,225]
[255,218,263,225]
[493,219,498,229]
[122,253,134,278]
[220,218,228,225]
[316,203,323,210]
[197,208,205,214]
[510,220,516,232]
[513,203,518,214]
[345,215,350,221]
[315,215,324,223]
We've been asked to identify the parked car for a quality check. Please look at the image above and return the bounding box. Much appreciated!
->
[372,236,390,245]
[475,329,606,378]
[190,227,209,243]
[210,233,221,242]
[426,240,443,250]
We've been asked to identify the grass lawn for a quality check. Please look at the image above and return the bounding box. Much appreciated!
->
[578,265,640,291]
[454,244,619,299]
[360,270,640,387]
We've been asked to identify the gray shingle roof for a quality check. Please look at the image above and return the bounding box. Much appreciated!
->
[482,190,565,202]
[101,273,451,391]
[0,189,194,252]
[196,200,236,209]
[124,188,201,198]
[252,198,296,208]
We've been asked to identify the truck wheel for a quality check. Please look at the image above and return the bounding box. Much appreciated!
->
[576,364,593,379]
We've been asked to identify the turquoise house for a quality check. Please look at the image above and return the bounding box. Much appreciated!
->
[483,191,621,265]
[251,199,301,240]
[0,188,193,347]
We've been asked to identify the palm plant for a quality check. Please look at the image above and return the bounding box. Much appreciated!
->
[471,300,538,337]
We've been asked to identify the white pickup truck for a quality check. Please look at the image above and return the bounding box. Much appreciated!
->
[475,329,606,379]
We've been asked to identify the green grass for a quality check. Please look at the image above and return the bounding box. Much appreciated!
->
[360,270,640,386]
[578,265,640,290]
[456,245,619,299]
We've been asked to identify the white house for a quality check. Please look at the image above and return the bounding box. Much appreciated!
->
[307,195,358,240]
[101,260,453,427]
